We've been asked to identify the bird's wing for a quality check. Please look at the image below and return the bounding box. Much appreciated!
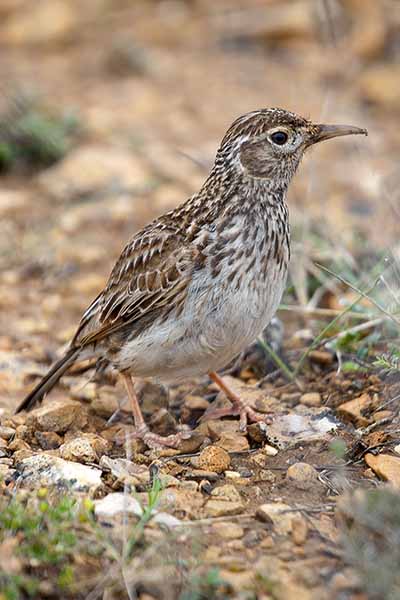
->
[72,221,202,347]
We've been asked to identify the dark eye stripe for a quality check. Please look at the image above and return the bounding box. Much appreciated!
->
[271,131,288,145]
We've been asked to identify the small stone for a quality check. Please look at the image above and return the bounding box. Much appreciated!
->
[212,522,244,539]
[225,470,241,479]
[8,439,31,453]
[217,432,250,453]
[0,426,15,440]
[258,470,276,483]
[365,453,400,488]
[300,393,321,407]
[18,454,103,492]
[280,392,301,406]
[308,350,333,365]
[256,502,294,535]
[373,410,393,421]
[91,391,120,418]
[250,452,268,467]
[60,438,97,463]
[185,469,219,481]
[247,422,268,443]
[26,400,88,433]
[264,444,278,456]
[136,381,169,415]
[94,492,143,520]
[180,396,209,423]
[149,408,177,436]
[204,499,244,518]
[337,393,375,427]
[198,445,231,474]
[151,512,182,528]
[286,462,318,490]
[211,484,242,503]
[35,431,62,450]
[394,444,400,456]
[291,515,308,545]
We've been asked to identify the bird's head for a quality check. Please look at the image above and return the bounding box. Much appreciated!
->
[215,108,367,188]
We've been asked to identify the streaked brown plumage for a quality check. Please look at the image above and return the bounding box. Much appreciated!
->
[17,108,367,448]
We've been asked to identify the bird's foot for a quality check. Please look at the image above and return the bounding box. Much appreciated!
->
[130,424,192,450]
[203,402,272,432]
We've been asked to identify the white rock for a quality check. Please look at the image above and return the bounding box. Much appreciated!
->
[94,492,143,519]
[152,512,182,528]
[18,454,102,492]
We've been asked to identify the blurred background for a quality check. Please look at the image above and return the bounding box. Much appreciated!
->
[0,0,399,405]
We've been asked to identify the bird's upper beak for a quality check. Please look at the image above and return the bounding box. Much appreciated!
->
[309,123,368,146]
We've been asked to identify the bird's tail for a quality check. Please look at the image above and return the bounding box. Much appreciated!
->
[16,347,81,413]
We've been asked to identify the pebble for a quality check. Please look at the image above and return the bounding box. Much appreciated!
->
[211,484,242,503]
[300,393,321,407]
[212,522,244,540]
[291,515,308,545]
[18,454,103,492]
[217,432,250,453]
[365,453,400,488]
[94,492,143,520]
[256,502,294,535]
[337,393,374,427]
[198,445,231,474]
[0,426,15,440]
[308,350,333,365]
[91,392,120,418]
[60,437,98,463]
[204,499,244,518]
[35,431,63,450]
[247,422,268,443]
[26,400,88,433]
[286,462,319,490]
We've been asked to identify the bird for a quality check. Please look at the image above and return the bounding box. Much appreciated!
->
[16,108,367,448]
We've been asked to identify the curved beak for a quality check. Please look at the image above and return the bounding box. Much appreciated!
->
[310,123,368,145]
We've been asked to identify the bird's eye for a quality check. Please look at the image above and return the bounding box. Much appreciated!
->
[270,131,288,145]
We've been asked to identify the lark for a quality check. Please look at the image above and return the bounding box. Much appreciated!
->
[17,108,367,448]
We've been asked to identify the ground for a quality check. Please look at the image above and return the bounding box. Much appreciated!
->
[0,1,400,599]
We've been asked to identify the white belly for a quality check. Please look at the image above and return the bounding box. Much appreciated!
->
[115,260,287,382]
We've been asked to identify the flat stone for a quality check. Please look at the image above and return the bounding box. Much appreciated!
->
[18,454,103,492]
[26,400,88,433]
[337,393,375,427]
[198,445,231,473]
[59,437,97,463]
[151,512,182,528]
[211,484,242,503]
[212,522,244,539]
[286,462,319,490]
[217,432,250,453]
[35,431,63,450]
[204,500,244,518]
[300,393,321,407]
[256,502,295,535]
[365,453,400,488]
[94,492,143,519]
[0,426,15,440]
[266,408,338,449]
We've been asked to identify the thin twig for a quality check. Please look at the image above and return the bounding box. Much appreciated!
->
[316,263,400,326]
[257,337,296,382]
[279,304,375,321]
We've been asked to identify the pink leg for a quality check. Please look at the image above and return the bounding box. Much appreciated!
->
[204,371,272,432]
[121,373,189,449]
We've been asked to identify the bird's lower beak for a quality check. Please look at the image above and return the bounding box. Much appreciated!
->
[310,123,368,145]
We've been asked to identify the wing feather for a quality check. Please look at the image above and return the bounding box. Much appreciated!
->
[71,222,200,347]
